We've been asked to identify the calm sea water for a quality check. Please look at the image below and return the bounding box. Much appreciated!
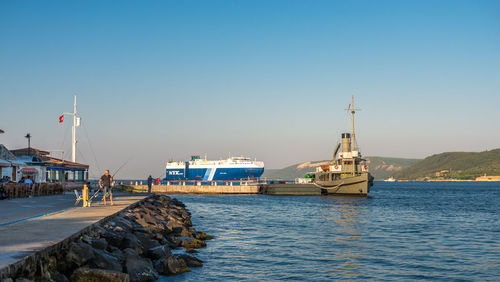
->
[162,182,499,281]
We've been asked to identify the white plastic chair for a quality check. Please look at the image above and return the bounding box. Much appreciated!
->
[74,189,83,206]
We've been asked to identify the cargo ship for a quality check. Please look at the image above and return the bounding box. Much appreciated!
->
[165,155,264,181]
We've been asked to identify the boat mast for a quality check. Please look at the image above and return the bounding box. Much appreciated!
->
[350,95,360,152]
[351,95,356,151]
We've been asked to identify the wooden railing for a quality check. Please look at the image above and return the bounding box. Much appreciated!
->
[0,183,64,199]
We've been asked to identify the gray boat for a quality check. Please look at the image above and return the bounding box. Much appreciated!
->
[263,96,373,196]
[311,133,373,195]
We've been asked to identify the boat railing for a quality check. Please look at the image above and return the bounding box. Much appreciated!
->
[129,178,297,186]
[294,178,313,184]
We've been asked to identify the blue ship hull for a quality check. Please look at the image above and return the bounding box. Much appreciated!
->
[165,167,264,181]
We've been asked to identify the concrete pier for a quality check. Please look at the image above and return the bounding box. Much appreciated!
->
[0,193,146,271]
[261,183,322,195]
[126,184,261,194]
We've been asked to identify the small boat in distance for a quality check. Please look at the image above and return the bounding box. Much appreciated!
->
[384,176,397,182]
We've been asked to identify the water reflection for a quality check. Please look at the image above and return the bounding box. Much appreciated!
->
[320,196,368,280]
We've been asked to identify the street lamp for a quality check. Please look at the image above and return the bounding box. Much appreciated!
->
[25,133,31,155]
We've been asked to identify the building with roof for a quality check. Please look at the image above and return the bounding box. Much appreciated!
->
[0,144,23,181]
[10,148,89,183]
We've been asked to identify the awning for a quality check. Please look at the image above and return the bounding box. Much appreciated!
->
[46,166,86,172]
[21,168,39,174]
[0,159,10,167]
[9,160,27,167]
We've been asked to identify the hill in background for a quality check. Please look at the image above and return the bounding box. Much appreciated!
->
[366,157,422,180]
[392,149,500,180]
[263,156,420,180]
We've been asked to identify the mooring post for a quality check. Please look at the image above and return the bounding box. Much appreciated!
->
[82,184,89,207]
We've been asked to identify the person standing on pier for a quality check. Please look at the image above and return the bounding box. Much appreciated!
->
[147,175,153,194]
[99,170,113,206]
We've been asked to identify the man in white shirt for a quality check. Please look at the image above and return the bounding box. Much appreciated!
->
[24,176,34,190]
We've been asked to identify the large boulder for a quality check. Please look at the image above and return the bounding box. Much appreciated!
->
[66,242,94,267]
[120,233,140,253]
[91,238,108,250]
[152,232,164,242]
[109,248,126,264]
[194,231,213,241]
[146,245,171,260]
[70,267,129,282]
[183,219,193,227]
[114,217,134,231]
[134,217,151,231]
[161,224,175,235]
[152,258,168,275]
[123,248,159,282]
[134,232,160,253]
[164,235,180,248]
[141,212,159,225]
[131,222,148,233]
[170,198,186,208]
[180,228,192,237]
[166,213,183,224]
[81,235,93,245]
[167,255,190,274]
[51,272,69,282]
[178,254,203,267]
[165,222,183,234]
[179,237,206,249]
[90,249,123,272]
[123,247,139,258]
[102,230,124,247]
[154,253,203,273]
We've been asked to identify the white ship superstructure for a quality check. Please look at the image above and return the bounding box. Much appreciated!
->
[165,156,264,181]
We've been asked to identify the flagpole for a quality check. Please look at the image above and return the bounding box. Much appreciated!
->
[61,95,79,163]
[72,95,77,162]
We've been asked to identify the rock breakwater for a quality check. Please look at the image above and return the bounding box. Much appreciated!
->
[2,195,212,281]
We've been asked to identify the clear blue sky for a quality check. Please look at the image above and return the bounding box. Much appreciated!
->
[1,0,499,179]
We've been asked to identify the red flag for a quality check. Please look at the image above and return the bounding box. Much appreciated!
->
[59,115,64,123]
[348,104,351,109]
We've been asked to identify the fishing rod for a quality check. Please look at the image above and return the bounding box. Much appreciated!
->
[111,156,133,178]
[88,156,133,204]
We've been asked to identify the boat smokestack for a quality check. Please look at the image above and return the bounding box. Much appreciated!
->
[341,133,351,152]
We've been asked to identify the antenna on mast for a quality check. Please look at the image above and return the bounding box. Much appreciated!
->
[345,95,361,151]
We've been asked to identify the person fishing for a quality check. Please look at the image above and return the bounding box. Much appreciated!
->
[99,170,113,206]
